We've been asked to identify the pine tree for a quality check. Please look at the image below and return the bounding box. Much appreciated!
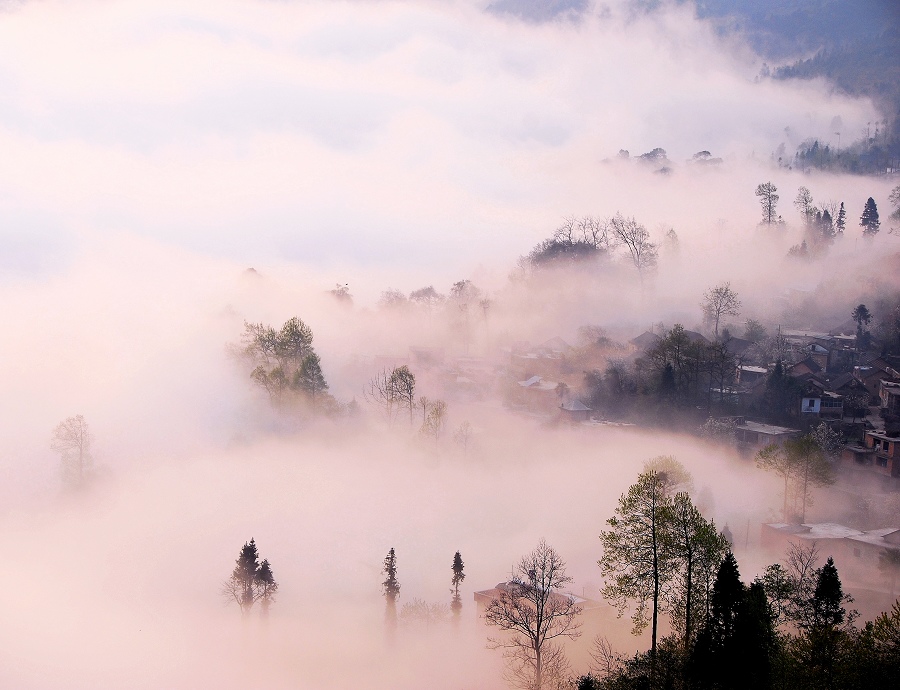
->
[835,202,846,234]
[383,548,401,629]
[257,559,278,617]
[860,197,880,237]
[451,551,465,620]
[811,557,846,629]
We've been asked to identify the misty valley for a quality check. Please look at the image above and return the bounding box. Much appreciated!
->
[1,1,900,689]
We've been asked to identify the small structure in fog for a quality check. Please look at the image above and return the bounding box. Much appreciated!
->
[559,399,591,423]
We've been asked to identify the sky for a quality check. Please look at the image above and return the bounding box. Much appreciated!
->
[0,1,898,688]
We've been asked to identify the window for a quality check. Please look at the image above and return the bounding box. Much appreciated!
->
[877,457,888,468]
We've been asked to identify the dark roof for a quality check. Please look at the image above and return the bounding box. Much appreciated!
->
[788,357,822,375]
[828,372,855,391]
[630,331,660,349]
[684,330,709,344]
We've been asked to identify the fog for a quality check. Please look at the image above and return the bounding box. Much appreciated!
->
[0,0,898,688]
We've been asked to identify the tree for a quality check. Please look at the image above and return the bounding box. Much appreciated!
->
[256,559,278,617]
[794,186,815,228]
[389,365,416,425]
[599,469,672,663]
[890,185,900,223]
[799,557,854,689]
[755,182,779,224]
[835,202,846,234]
[860,197,880,237]
[851,303,872,343]
[451,551,465,620]
[420,399,447,440]
[756,437,834,523]
[294,352,328,405]
[809,422,843,460]
[399,599,449,628]
[744,319,767,343]
[484,540,582,690]
[51,414,93,488]
[701,283,741,340]
[609,213,658,288]
[661,492,729,647]
[383,548,400,630]
[222,539,278,618]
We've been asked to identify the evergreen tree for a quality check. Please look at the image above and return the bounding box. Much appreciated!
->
[710,552,744,643]
[294,352,328,403]
[860,197,880,237]
[451,551,465,620]
[835,202,846,234]
[819,209,834,244]
[810,557,845,629]
[256,559,278,617]
[383,548,400,630]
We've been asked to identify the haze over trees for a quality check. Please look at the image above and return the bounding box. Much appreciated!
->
[701,283,741,340]
[51,415,93,489]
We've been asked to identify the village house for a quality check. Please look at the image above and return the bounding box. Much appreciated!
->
[733,417,801,453]
[841,429,900,482]
[760,522,900,595]
[559,399,592,423]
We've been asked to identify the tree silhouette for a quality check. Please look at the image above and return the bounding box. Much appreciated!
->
[383,548,400,630]
[860,197,880,237]
[755,182,779,224]
[451,551,465,620]
[485,540,581,690]
[51,414,94,489]
[222,539,278,618]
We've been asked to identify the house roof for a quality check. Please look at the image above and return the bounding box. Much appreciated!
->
[725,337,754,355]
[737,421,800,436]
[764,522,862,540]
[788,357,822,375]
[560,400,591,412]
[538,336,572,353]
[630,331,660,349]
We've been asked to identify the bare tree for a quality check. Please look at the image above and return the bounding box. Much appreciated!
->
[389,365,416,425]
[609,213,657,288]
[51,414,93,488]
[399,599,449,628]
[701,282,741,340]
[365,369,399,423]
[420,399,447,439]
[454,421,473,454]
[794,186,815,228]
[484,540,582,690]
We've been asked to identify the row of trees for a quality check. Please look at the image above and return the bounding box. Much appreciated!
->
[381,548,466,631]
[524,214,659,287]
[755,181,888,241]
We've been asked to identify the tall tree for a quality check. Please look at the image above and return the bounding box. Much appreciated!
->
[835,202,846,234]
[851,303,872,343]
[256,559,278,617]
[484,540,582,690]
[451,551,465,620]
[600,470,673,664]
[890,184,900,223]
[755,182,779,224]
[294,352,328,405]
[860,197,880,237]
[794,186,815,228]
[756,437,834,523]
[662,492,729,648]
[701,283,741,340]
[221,539,277,618]
[389,365,417,426]
[383,548,400,630]
[608,213,658,288]
[50,414,93,488]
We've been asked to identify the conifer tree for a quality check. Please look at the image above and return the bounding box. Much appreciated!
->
[451,551,465,619]
[221,539,278,618]
[860,197,880,237]
[383,548,400,629]
[835,202,846,234]
[295,352,328,404]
